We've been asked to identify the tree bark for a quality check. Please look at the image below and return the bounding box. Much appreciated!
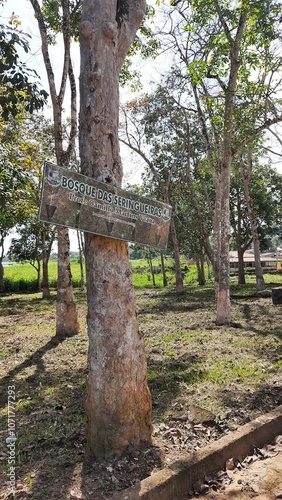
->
[196,254,206,286]
[79,0,152,459]
[30,0,79,336]
[56,226,80,336]
[148,248,156,286]
[160,250,168,287]
[242,149,265,292]
[0,235,4,293]
[77,230,85,291]
[215,8,248,325]
[0,260,4,293]
[41,226,53,298]
[170,216,184,293]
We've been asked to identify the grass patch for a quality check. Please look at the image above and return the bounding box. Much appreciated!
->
[0,275,281,497]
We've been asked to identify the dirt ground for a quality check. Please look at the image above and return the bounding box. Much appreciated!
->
[0,283,282,499]
[187,435,282,500]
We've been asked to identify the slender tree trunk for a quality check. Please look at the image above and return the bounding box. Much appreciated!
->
[242,149,265,292]
[196,256,206,286]
[170,216,184,293]
[237,246,246,285]
[41,228,50,298]
[56,227,80,336]
[0,237,4,293]
[148,248,156,286]
[216,10,248,325]
[77,230,85,291]
[0,260,4,293]
[29,0,79,336]
[213,187,221,298]
[36,259,41,291]
[79,0,152,459]
[160,250,168,287]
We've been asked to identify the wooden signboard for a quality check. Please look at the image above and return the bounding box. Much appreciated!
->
[39,162,172,250]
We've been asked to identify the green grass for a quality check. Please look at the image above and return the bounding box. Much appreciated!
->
[2,257,198,292]
[3,258,282,293]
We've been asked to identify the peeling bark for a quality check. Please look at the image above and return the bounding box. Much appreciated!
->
[79,0,152,459]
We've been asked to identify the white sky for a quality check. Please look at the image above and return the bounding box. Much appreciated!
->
[1,1,282,253]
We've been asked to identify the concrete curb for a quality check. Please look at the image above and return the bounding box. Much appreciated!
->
[112,405,282,500]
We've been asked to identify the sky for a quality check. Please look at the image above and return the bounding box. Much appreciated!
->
[1,0,282,254]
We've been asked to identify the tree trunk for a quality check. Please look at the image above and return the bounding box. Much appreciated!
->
[160,250,168,287]
[77,230,85,291]
[232,190,246,285]
[29,0,80,336]
[0,259,4,293]
[243,148,265,292]
[213,186,221,298]
[79,0,151,459]
[41,227,50,298]
[56,226,80,337]
[196,254,206,286]
[237,246,246,285]
[0,236,4,293]
[84,235,152,459]
[215,10,248,325]
[148,248,156,286]
[170,216,184,293]
[36,258,41,291]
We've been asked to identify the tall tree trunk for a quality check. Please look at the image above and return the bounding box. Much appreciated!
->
[242,149,265,292]
[215,9,248,325]
[0,260,4,293]
[0,236,4,293]
[148,248,156,286]
[170,216,184,293]
[41,227,50,298]
[213,186,221,298]
[29,0,79,337]
[79,0,152,459]
[237,246,246,285]
[160,250,168,287]
[56,227,80,336]
[36,258,41,291]
[196,254,206,286]
[77,230,85,291]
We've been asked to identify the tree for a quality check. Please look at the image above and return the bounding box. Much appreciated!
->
[230,173,252,285]
[157,0,282,323]
[29,0,80,336]
[0,157,28,292]
[120,76,215,291]
[120,93,186,293]
[79,0,152,459]
[0,6,48,119]
[8,220,55,292]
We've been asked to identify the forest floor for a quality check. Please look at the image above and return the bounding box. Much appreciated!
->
[0,279,282,499]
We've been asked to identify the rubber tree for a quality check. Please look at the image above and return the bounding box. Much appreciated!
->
[29,0,79,336]
[158,0,282,323]
[79,0,152,459]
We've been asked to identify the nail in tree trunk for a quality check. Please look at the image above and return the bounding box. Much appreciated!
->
[79,0,152,459]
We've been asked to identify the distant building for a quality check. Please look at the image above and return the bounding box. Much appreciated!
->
[229,251,279,273]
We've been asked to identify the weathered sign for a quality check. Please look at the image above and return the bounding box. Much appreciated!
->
[39,162,172,250]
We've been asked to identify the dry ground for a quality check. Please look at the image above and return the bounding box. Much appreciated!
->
[0,281,282,499]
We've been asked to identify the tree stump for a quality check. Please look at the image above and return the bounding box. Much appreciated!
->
[272,287,282,305]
